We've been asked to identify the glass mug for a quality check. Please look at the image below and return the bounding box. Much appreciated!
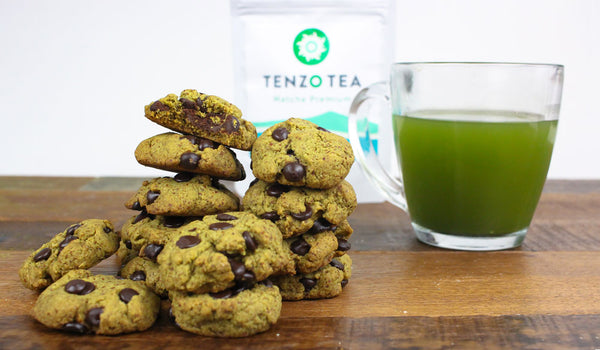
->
[348,62,564,251]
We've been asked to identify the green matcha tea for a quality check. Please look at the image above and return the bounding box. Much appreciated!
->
[393,110,557,236]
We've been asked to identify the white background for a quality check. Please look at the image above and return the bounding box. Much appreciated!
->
[1,0,598,179]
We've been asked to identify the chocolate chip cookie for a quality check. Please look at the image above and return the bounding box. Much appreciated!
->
[242,179,357,238]
[158,211,292,294]
[169,281,280,337]
[124,174,240,216]
[135,132,245,181]
[33,270,160,335]
[144,89,257,150]
[120,257,168,298]
[271,253,352,300]
[19,219,119,291]
[251,118,354,189]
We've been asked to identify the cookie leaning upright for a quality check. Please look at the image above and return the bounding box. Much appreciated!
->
[19,219,119,291]
[251,118,354,189]
[144,89,257,150]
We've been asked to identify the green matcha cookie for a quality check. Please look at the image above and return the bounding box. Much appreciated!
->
[158,211,292,294]
[242,179,357,238]
[120,257,168,298]
[19,219,119,291]
[170,281,281,337]
[251,118,354,189]
[271,253,352,300]
[135,132,245,181]
[144,89,257,150]
[124,174,239,216]
[33,270,160,335]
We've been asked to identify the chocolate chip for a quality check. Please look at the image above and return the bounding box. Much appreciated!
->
[133,208,153,224]
[163,216,186,228]
[216,213,237,221]
[62,322,89,334]
[341,279,349,288]
[291,205,313,221]
[196,138,215,151]
[59,235,78,250]
[85,307,103,327]
[129,270,146,281]
[229,259,246,280]
[65,280,95,295]
[309,218,336,233]
[66,224,81,235]
[179,98,197,110]
[300,278,316,292]
[174,172,194,182]
[143,244,163,261]
[282,162,306,182]
[118,288,139,304]
[240,271,255,283]
[124,240,132,249]
[266,183,290,197]
[223,115,240,133]
[195,97,205,112]
[179,152,200,169]
[271,127,289,141]
[131,201,142,211]
[290,238,311,256]
[150,101,168,112]
[242,231,257,252]
[210,289,233,299]
[146,190,160,205]
[261,278,273,288]
[317,126,330,132]
[33,248,52,262]
[330,259,344,271]
[286,149,296,156]
[337,238,351,251]
[209,222,234,230]
[176,235,201,249]
[260,212,280,222]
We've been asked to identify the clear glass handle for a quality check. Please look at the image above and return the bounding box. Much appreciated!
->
[348,81,407,211]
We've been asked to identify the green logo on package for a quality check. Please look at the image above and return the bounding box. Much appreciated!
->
[293,28,329,65]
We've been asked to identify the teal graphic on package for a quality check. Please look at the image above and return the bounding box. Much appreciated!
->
[254,112,379,154]
[293,28,330,65]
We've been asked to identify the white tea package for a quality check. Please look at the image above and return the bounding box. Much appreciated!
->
[230,0,395,202]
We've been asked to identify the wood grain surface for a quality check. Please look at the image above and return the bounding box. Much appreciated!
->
[1,177,599,349]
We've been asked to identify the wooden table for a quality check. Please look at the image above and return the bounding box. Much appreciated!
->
[1,177,599,349]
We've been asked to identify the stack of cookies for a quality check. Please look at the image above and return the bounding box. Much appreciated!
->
[243,118,357,300]
[18,90,357,338]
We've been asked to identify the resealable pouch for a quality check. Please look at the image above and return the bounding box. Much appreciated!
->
[231,0,395,202]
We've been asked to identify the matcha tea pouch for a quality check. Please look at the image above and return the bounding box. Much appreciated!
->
[230,0,395,202]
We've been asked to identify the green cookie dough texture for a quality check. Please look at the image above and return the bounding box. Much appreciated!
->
[242,179,357,238]
[144,89,257,150]
[120,257,168,298]
[124,175,240,216]
[135,132,245,181]
[117,214,200,265]
[170,282,281,337]
[19,219,119,291]
[272,253,352,300]
[158,211,293,294]
[251,118,354,189]
[33,270,160,335]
